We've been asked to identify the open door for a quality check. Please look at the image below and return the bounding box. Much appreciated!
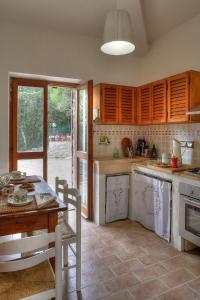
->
[76,81,93,220]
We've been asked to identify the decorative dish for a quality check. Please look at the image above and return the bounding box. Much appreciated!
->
[7,195,34,207]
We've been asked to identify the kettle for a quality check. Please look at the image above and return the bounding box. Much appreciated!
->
[172,139,182,167]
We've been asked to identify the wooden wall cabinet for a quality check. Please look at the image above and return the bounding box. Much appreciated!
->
[94,70,200,126]
[137,84,152,125]
[137,79,167,125]
[167,72,189,123]
[93,83,135,125]
[168,71,200,123]
[152,79,167,124]
[119,86,135,124]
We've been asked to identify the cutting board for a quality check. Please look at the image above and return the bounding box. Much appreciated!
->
[121,137,132,157]
[146,164,200,174]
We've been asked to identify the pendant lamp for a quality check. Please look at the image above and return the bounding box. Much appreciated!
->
[101,9,135,55]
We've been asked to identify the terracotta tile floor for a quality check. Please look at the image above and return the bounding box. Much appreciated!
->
[65,218,200,300]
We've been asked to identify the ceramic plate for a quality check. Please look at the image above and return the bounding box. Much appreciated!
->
[7,195,34,207]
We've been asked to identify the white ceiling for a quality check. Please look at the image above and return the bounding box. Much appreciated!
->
[142,0,200,42]
[0,0,200,51]
[0,0,115,37]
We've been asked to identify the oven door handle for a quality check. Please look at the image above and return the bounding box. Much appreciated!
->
[182,196,200,208]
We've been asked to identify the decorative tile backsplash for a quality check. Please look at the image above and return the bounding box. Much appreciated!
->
[93,123,200,164]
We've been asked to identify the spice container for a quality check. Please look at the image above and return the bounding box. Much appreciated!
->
[171,156,178,168]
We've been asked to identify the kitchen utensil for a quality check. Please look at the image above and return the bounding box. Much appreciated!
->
[121,137,132,157]
[128,145,135,158]
[141,139,146,156]
[151,144,158,159]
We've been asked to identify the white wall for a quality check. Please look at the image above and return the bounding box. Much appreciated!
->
[1,12,200,173]
[0,22,140,173]
[138,13,200,85]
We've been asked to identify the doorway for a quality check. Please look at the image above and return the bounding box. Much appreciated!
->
[10,78,93,220]
[47,85,73,188]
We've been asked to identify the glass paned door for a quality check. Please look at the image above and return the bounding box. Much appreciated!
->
[11,78,77,185]
[47,86,73,189]
[17,86,44,152]
[11,79,47,179]
[77,81,93,219]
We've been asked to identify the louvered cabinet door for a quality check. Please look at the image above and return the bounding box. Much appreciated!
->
[101,84,119,124]
[152,80,167,124]
[119,86,135,124]
[167,72,189,123]
[137,84,152,124]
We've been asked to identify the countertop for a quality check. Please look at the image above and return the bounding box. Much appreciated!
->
[132,161,200,186]
[93,157,147,174]
[94,156,200,184]
[94,157,147,164]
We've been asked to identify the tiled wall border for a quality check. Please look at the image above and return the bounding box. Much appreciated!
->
[93,123,200,163]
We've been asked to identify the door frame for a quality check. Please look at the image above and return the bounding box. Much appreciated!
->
[10,77,94,220]
[76,81,93,220]
[9,78,78,180]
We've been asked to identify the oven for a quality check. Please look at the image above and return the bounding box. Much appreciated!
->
[179,183,200,247]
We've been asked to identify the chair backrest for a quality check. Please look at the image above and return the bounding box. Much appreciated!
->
[63,184,81,236]
[0,225,62,299]
[55,178,81,234]
[55,176,68,197]
[55,177,81,209]
[63,185,81,209]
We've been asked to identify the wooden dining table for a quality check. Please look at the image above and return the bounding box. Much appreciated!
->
[0,177,67,268]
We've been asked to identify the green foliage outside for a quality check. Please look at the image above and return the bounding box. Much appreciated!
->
[48,87,72,136]
[17,86,72,152]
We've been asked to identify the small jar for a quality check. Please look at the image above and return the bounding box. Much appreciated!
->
[113,147,120,159]
[161,153,170,165]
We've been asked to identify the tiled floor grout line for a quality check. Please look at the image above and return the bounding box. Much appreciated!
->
[187,284,200,297]
[156,280,200,299]
[184,266,200,279]
[127,278,170,300]
[157,266,195,280]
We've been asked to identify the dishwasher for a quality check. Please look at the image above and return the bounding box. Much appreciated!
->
[105,174,129,223]
[131,170,172,242]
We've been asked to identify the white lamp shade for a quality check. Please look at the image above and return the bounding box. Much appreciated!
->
[101,10,135,55]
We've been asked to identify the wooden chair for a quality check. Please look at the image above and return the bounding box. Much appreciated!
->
[0,225,62,300]
[55,177,81,291]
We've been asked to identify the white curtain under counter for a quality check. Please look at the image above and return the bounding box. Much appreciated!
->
[130,171,172,242]
[106,174,129,223]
